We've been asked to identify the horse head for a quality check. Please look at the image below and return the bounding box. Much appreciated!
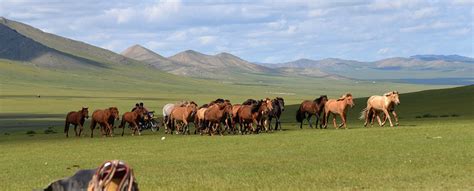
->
[316,95,328,106]
[276,97,285,111]
[384,91,400,105]
[109,107,120,120]
[259,98,273,115]
[81,107,89,119]
[338,93,354,108]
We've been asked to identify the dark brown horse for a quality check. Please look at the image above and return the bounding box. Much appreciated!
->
[204,102,233,136]
[170,101,198,135]
[119,107,145,136]
[64,107,89,137]
[268,97,285,131]
[296,95,328,129]
[237,99,273,134]
[90,107,120,138]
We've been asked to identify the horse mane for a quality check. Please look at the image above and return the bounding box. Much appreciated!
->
[199,104,209,109]
[314,95,327,103]
[243,99,257,105]
[337,93,352,101]
[251,100,263,113]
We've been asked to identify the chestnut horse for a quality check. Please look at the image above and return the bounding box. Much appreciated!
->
[119,107,145,136]
[162,101,191,134]
[170,101,198,135]
[237,99,273,134]
[64,107,89,137]
[204,102,233,136]
[90,107,119,137]
[360,91,400,127]
[296,95,328,129]
[323,93,355,129]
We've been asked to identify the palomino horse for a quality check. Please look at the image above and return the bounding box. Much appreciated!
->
[90,107,119,137]
[296,95,328,129]
[323,93,355,129]
[64,107,89,137]
[360,91,400,127]
[119,107,145,136]
[170,101,198,135]
[237,99,273,134]
[204,102,233,136]
[194,104,209,134]
[268,97,285,131]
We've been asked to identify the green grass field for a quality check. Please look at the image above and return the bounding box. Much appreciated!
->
[0,83,473,190]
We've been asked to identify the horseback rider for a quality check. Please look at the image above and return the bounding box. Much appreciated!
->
[131,103,139,112]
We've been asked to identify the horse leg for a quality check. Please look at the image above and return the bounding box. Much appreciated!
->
[376,114,383,127]
[392,111,399,126]
[307,114,313,128]
[73,125,78,136]
[105,123,114,137]
[382,109,393,127]
[339,113,347,129]
[332,114,338,129]
[133,121,141,136]
[323,111,330,129]
[315,113,320,129]
[64,122,70,138]
[90,121,96,138]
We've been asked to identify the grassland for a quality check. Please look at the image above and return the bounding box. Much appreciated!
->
[0,77,473,190]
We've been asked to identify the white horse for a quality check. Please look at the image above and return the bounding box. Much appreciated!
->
[360,91,400,127]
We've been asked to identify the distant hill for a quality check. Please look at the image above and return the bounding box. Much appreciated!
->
[122,45,276,79]
[410,55,474,63]
[262,55,474,80]
[0,17,140,67]
[0,20,107,69]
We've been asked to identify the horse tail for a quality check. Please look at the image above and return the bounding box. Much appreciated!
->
[359,108,367,120]
[296,105,304,122]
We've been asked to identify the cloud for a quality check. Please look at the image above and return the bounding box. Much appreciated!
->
[1,0,471,62]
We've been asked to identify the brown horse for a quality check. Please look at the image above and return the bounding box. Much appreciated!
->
[90,107,120,137]
[237,99,273,134]
[257,98,274,132]
[323,93,355,129]
[119,107,145,136]
[194,104,209,134]
[64,107,89,137]
[170,101,198,135]
[360,91,400,127]
[296,95,328,129]
[204,102,233,136]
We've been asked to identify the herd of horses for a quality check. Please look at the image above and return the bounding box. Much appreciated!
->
[64,91,400,138]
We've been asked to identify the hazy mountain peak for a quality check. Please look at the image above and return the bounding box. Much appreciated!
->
[121,44,163,58]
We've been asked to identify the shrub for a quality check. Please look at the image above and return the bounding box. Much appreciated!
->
[44,127,57,134]
[451,114,460,117]
[440,114,449,118]
[422,114,438,118]
[26,130,36,135]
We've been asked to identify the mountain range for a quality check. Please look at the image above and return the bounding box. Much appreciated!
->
[0,17,472,83]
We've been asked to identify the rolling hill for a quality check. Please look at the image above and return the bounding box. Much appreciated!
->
[262,55,474,80]
[122,45,276,79]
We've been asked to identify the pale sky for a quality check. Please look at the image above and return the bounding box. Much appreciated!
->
[1,0,472,63]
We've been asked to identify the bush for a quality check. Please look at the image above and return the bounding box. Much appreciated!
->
[44,127,57,134]
[451,114,460,117]
[26,130,36,135]
[440,114,449,118]
[4,132,10,135]
[422,114,438,118]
